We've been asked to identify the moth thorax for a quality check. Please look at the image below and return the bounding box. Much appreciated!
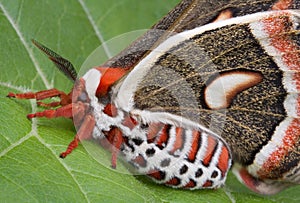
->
[82,69,102,99]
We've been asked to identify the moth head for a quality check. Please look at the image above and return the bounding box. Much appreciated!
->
[73,67,129,103]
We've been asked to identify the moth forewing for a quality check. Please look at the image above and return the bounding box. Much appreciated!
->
[115,10,299,111]
[112,9,300,193]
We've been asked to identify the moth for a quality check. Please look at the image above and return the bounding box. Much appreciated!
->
[8,0,300,195]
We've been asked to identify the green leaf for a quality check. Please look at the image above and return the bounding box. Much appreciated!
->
[0,0,299,202]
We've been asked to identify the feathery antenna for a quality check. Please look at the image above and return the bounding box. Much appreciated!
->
[32,39,78,82]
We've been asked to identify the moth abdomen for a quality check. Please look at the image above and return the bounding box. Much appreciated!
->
[120,121,232,189]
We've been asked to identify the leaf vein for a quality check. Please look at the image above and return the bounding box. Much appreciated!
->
[0,3,51,89]
[0,174,38,202]
[34,134,90,202]
[72,169,147,202]
[77,0,113,58]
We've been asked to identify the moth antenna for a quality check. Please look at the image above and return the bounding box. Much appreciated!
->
[31,39,78,82]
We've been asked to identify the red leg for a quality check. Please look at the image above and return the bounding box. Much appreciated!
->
[100,128,125,169]
[27,103,73,119]
[60,114,96,158]
[37,101,61,108]
[7,88,71,107]
[8,88,65,100]
[107,128,124,169]
[59,137,80,158]
[27,102,87,120]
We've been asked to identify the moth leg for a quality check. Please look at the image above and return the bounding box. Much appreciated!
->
[60,114,95,158]
[110,128,124,169]
[101,128,124,169]
[8,88,64,100]
[7,88,71,107]
[36,101,61,108]
[26,103,73,119]
[233,164,293,195]
[26,101,88,120]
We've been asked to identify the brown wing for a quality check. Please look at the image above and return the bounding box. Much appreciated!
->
[120,11,300,166]
[103,0,299,68]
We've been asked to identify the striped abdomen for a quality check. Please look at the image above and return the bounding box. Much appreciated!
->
[122,122,232,189]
